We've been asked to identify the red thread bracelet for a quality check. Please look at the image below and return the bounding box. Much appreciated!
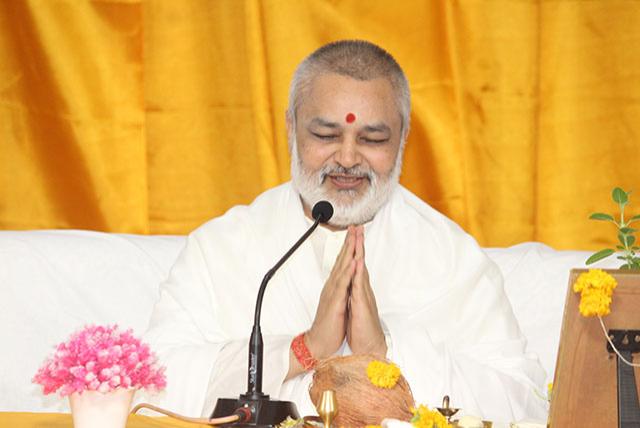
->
[291,332,317,370]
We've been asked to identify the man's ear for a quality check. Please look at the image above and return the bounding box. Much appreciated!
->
[286,110,293,135]
[401,117,411,142]
[286,110,294,152]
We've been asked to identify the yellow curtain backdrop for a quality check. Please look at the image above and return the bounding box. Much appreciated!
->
[1,0,639,249]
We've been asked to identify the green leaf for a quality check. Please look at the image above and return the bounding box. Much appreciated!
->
[621,264,631,270]
[617,256,627,260]
[620,227,637,234]
[617,245,626,250]
[618,231,636,247]
[629,214,640,222]
[586,249,615,265]
[589,213,615,221]
[619,233,628,246]
[612,188,628,205]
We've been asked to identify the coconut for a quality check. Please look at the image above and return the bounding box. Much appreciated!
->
[309,355,414,427]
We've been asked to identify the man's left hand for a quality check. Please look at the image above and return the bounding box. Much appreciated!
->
[346,225,387,357]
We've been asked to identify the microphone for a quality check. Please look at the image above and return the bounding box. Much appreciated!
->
[211,201,334,427]
[311,200,333,224]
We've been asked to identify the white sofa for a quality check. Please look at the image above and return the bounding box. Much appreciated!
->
[0,229,618,413]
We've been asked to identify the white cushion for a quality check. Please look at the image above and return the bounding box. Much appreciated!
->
[485,243,618,387]
[0,230,184,412]
[0,230,619,412]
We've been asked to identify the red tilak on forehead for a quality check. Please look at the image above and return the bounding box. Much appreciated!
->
[345,113,356,123]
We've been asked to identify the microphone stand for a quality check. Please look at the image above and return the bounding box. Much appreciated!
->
[211,202,332,427]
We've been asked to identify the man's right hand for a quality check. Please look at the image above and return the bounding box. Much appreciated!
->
[287,226,356,380]
[305,226,357,359]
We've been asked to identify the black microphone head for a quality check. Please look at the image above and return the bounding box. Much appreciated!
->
[312,200,333,223]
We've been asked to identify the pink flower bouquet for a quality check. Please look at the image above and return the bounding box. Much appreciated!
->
[33,324,166,396]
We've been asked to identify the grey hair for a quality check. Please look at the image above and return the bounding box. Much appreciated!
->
[287,40,411,146]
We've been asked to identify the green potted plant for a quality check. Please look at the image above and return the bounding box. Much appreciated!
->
[586,187,640,269]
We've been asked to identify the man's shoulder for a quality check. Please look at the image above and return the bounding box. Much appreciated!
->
[392,185,458,228]
[190,182,294,239]
[389,185,482,250]
[391,185,501,284]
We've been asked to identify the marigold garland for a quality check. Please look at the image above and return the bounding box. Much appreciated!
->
[572,269,617,317]
[410,404,451,428]
[366,360,401,389]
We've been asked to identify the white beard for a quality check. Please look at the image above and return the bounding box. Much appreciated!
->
[290,137,403,228]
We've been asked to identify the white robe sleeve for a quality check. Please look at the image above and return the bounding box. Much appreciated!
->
[382,249,548,423]
[142,233,227,416]
[201,335,293,417]
[144,232,295,417]
[143,287,227,416]
[364,189,549,423]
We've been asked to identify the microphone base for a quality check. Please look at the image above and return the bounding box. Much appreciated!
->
[211,396,300,427]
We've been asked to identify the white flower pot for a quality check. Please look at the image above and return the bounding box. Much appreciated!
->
[69,389,135,428]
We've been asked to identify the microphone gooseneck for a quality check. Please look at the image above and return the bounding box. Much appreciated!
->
[249,201,333,396]
[211,201,333,427]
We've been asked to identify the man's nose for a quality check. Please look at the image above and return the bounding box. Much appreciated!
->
[334,138,361,169]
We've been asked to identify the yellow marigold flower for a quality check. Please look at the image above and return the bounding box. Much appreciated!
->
[410,404,451,428]
[572,269,617,317]
[578,290,613,317]
[276,417,303,428]
[366,360,401,389]
[573,269,617,294]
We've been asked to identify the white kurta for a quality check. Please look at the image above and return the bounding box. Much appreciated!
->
[144,182,547,423]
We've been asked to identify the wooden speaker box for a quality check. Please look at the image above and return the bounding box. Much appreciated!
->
[549,269,640,427]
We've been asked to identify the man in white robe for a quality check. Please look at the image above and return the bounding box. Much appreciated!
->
[145,40,547,423]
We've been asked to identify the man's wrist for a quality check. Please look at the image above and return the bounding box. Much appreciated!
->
[372,334,388,358]
[304,329,325,360]
[291,332,318,371]
[379,340,388,358]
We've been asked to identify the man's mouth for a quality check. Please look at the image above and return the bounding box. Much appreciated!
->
[327,174,367,190]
